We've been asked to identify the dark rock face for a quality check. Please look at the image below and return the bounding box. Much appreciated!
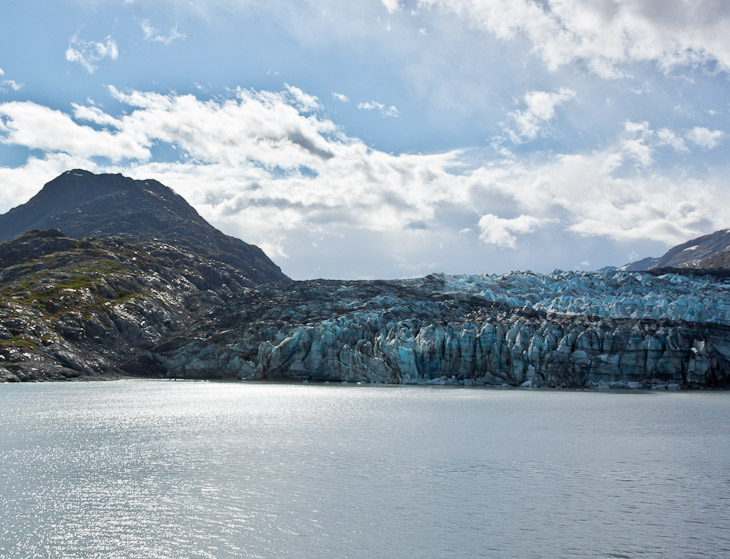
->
[655,229,730,269]
[684,249,730,270]
[0,170,287,284]
[622,229,730,271]
[0,230,253,382]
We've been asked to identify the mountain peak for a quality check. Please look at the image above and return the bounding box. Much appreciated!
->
[654,229,730,269]
[621,228,730,271]
[0,170,287,284]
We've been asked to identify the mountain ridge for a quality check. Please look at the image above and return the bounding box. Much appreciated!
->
[0,170,287,284]
[621,229,730,271]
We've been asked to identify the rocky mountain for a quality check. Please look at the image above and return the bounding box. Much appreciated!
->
[619,256,659,272]
[654,228,730,268]
[0,229,252,382]
[622,229,730,271]
[0,170,287,284]
[685,249,730,270]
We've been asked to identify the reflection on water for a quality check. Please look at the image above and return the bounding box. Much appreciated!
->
[1,381,729,559]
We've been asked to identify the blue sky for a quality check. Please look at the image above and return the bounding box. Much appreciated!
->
[1,0,729,279]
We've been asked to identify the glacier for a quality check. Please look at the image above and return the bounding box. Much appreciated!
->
[129,269,730,389]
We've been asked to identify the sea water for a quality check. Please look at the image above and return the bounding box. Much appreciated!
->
[1,381,728,558]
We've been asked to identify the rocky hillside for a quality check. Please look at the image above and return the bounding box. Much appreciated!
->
[0,170,287,284]
[685,249,730,269]
[622,229,730,271]
[0,230,253,382]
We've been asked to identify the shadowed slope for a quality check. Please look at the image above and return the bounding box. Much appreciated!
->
[0,170,287,284]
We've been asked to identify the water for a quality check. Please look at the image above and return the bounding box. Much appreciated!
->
[1,381,728,559]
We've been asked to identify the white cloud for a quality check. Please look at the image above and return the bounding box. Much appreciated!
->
[685,126,724,149]
[506,88,575,143]
[623,121,650,136]
[1,80,22,92]
[381,0,401,14]
[65,35,119,73]
[1,85,728,276]
[0,101,147,161]
[141,20,186,44]
[656,127,689,152]
[483,151,717,245]
[471,119,727,248]
[71,103,123,128]
[358,100,399,117]
[620,121,654,167]
[332,92,349,103]
[417,0,730,77]
[617,121,719,165]
[478,214,556,249]
[0,68,23,93]
[284,84,321,112]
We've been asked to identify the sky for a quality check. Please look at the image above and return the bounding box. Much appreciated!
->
[1,0,729,279]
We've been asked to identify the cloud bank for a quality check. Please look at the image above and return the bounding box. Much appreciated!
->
[478,214,558,249]
[0,85,728,276]
[418,0,730,77]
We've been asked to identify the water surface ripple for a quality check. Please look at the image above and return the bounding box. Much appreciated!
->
[1,381,728,558]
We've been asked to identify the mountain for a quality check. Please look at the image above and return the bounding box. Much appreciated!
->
[0,170,287,284]
[621,229,730,271]
[655,229,730,269]
[618,256,659,272]
[0,229,252,381]
[685,249,730,269]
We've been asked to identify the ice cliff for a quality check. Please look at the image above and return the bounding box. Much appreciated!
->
[129,270,730,389]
